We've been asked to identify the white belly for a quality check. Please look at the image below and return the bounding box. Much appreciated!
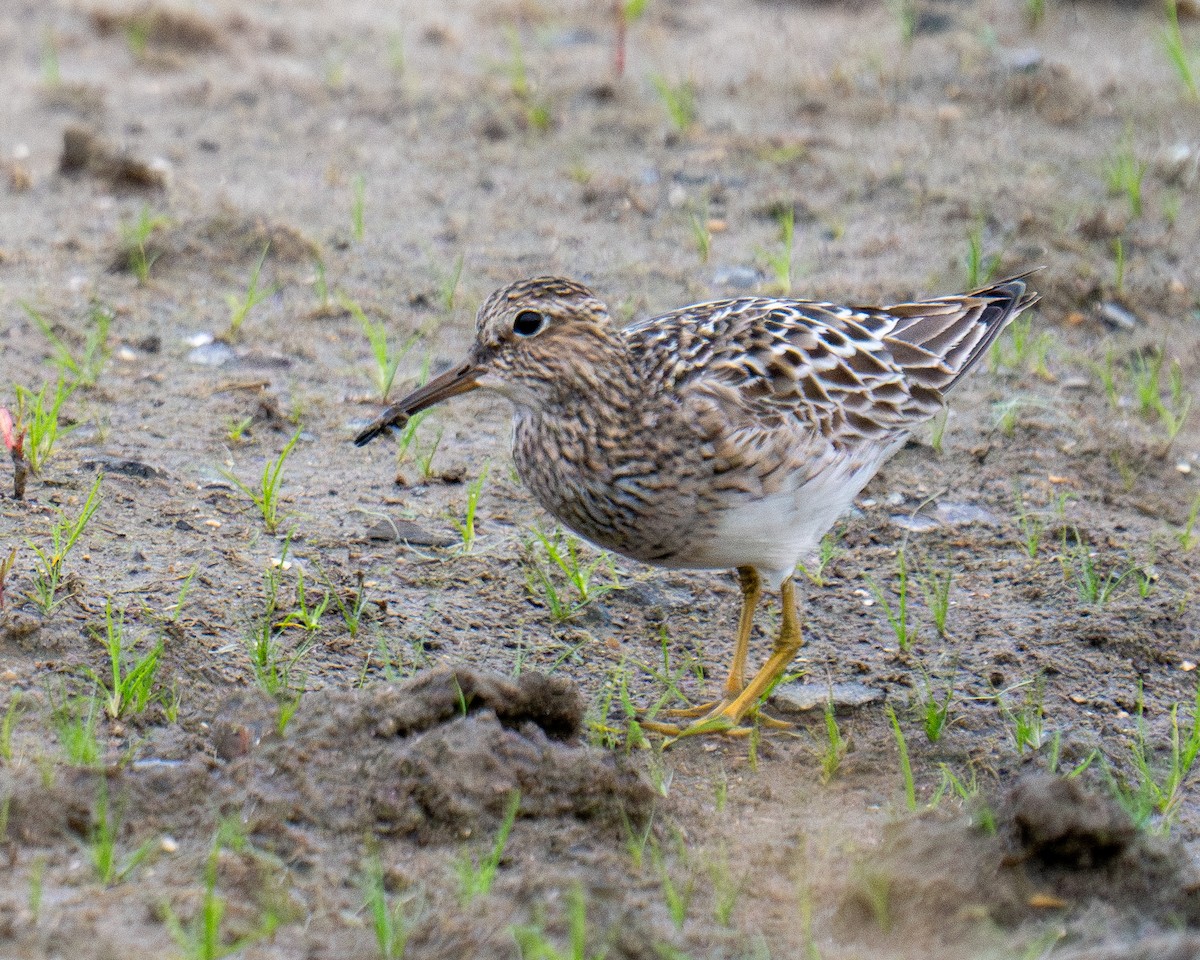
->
[687,441,902,588]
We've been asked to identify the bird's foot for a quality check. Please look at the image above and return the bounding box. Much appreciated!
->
[637,698,793,741]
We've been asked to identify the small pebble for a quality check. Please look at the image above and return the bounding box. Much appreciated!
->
[712,266,760,289]
[1097,301,1139,331]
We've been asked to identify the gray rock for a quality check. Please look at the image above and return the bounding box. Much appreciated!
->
[769,680,884,713]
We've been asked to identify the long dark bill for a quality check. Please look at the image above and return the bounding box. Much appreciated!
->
[353,359,481,446]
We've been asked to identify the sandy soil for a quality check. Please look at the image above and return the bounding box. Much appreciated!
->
[1,0,1200,957]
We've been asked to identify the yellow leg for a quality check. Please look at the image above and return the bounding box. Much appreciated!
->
[655,567,761,720]
[644,576,804,740]
[725,566,760,699]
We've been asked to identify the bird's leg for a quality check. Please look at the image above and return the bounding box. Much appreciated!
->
[671,576,804,738]
[649,567,760,721]
[725,566,760,698]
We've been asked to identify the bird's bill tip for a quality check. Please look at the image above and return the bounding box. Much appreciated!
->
[355,360,481,447]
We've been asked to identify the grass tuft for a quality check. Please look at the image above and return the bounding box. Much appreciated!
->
[456,790,520,903]
[86,599,163,719]
[27,472,103,612]
[224,245,275,342]
[652,75,698,131]
[222,429,300,533]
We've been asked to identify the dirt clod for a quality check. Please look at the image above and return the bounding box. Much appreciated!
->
[1005,772,1136,868]
[60,125,168,191]
[224,671,651,841]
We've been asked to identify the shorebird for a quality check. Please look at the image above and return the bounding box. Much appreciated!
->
[356,274,1038,737]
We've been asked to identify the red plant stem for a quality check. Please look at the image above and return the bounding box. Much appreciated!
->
[11,434,27,500]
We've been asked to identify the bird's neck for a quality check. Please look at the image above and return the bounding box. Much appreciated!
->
[520,330,646,421]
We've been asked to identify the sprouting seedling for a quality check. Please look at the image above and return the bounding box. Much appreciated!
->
[416,426,444,480]
[1178,491,1200,551]
[988,313,1052,376]
[119,206,170,285]
[163,822,280,959]
[88,780,157,886]
[394,409,432,465]
[85,600,163,719]
[864,548,915,651]
[888,0,918,45]
[1112,236,1126,295]
[388,31,406,76]
[1012,485,1045,558]
[452,464,490,553]
[651,75,698,131]
[650,837,693,929]
[998,677,1048,753]
[504,28,552,131]
[27,472,103,613]
[15,378,77,475]
[759,206,795,295]
[41,28,61,86]
[1162,0,1199,101]
[438,253,465,311]
[23,302,112,388]
[1089,346,1121,410]
[1121,347,1192,446]
[689,212,712,263]
[456,790,520,903]
[991,395,1034,436]
[167,565,198,623]
[1103,136,1148,219]
[916,557,953,637]
[341,295,418,401]
[350,174,366,241]
[362,852,423,960]
[1113,681,1200,830]
[318,565,371,638]
[276,567,331,636]
[964,221,1001,289]
[221,428,300,533]
[916,675,954,743]
[707,844,743,927]
[1059,527,1133,605]
[885,704,917,810]
[0,547,15,611]
[125,19,150,57]
[512,884,607,960]
[1,691,21,764]
[312,256,330,310]
[523,526,622,621]
[52,692,103,767]
[246,545,314,698]
[224,244,275,341]
[225,416,253,444]
[928,405,949,454]
[796,529,842,587]
[820,699,848,783]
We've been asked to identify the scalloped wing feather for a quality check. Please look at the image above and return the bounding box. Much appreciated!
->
[626,276,1037,458]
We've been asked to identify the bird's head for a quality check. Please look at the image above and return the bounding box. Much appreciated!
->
[393,276,619,416]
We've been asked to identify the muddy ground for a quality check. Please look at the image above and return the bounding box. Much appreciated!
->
[2,0,1200,957]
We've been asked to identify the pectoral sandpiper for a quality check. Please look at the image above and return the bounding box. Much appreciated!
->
[356,273,1038,738]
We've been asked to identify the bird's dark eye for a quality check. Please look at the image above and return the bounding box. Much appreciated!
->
[512,310,546,337]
